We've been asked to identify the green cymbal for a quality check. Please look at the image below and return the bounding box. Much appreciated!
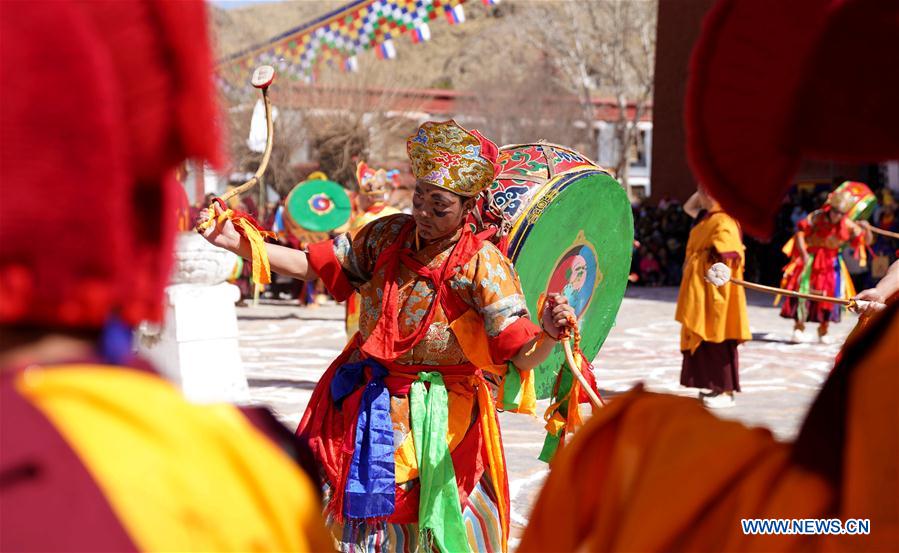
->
[284,179,352,233]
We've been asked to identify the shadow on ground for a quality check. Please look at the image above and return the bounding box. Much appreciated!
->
[751,332,796,344]
[238,313,341,322]
[246,378,320,390]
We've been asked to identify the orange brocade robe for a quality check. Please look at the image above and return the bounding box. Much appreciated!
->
[675,210,751,353]
[300,213,541,552]
[519,298,899,552]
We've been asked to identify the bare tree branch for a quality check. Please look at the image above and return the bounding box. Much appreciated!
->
[497,0,657,194]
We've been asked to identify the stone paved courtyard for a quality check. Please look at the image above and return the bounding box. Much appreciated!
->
[238,286,853,543]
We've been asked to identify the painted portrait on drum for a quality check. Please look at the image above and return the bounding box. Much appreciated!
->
[546,237,603,318]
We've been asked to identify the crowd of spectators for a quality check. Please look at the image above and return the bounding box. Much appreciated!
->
[630,198,693,287]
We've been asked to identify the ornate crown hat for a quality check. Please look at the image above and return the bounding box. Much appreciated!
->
[406,120,499,197]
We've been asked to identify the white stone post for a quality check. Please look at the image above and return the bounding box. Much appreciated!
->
[137,233,249,403]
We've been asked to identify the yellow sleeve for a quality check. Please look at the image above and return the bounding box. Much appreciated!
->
[16,366,333,553]
[710,214,745,263]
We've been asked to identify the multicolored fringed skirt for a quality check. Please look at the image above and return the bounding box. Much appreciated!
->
[300,350,516,553]
[779,248,855,323]
[323,476,503,553]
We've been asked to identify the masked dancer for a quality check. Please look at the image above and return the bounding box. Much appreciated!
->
[200,120,576,553]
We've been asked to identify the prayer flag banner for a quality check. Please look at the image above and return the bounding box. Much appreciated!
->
[218,0,471,94]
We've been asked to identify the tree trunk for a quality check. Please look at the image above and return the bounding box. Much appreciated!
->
[580,88,599,160]
[613,94,632,196]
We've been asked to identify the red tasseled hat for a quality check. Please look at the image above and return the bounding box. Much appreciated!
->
[686,0,899,238]
[0,0,222,328]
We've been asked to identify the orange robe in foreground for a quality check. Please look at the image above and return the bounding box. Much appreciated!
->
[675,210,751,353]
[519,299,899,551]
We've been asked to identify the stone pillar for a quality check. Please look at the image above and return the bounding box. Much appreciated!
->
[137,233,249,403]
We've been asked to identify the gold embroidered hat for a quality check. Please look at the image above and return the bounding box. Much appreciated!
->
[406,120,499,197]
[355,161,390,197]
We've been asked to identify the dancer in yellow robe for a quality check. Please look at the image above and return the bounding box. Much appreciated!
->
[675,187,751,408]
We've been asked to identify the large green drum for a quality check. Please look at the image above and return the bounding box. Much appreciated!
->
[476,143,633,398]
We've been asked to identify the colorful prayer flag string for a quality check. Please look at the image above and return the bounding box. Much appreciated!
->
[217,0,475,95]
[444,3,465,24]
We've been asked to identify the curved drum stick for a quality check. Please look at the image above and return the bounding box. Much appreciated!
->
[561,339,603,409]
[870,226,899,240]
[221,65,275,203]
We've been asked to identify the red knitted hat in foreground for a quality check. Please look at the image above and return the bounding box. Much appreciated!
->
[686,0,899,238]
[0,0,222,327]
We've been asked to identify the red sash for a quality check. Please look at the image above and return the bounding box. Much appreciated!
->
[359,221,486,360]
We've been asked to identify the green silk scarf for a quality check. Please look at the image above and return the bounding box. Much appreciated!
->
[410,371,471,553]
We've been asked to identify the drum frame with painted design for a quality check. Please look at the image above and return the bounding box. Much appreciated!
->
[486,143,633,398]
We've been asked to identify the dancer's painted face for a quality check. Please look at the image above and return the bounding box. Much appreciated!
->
[412,181,474,241]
